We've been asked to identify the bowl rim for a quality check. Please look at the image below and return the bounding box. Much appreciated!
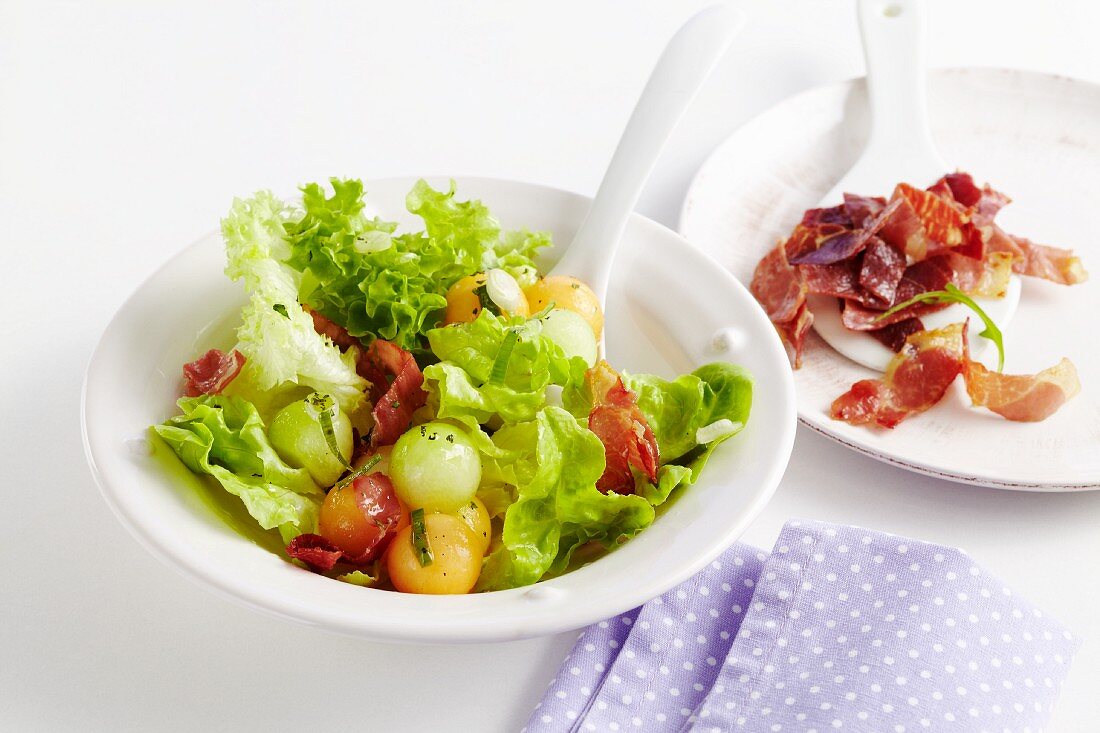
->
[81,176,797,642]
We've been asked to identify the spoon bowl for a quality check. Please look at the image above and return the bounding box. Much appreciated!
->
[809,0,1019,371]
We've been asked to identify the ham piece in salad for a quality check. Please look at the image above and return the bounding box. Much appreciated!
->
[750,172,1086,427]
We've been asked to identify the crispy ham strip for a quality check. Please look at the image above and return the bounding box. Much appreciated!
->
[750,242,813,367]
[830,323,968,428]
[359,340,427,447]
[586,361,659,495]
[965,358,1081,422]
[305,307,426,446]
[182,349,245,397]
[831,322,1080,427]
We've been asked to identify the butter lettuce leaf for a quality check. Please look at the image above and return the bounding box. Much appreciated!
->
[622,362,753,505]
[154,395,321,543]
[425,311,587,425]
[476,407,655,590]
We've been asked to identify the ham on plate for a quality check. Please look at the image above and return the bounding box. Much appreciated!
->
[965,358,1081,423]
[830,322,1080,428]
[830,323,969,429]
[749,171,1088,370]
[750,242,813,367]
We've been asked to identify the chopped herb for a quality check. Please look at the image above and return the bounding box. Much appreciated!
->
[473,284,502,316]
[445,434,455,443]
[410,508,433,567]
[272,303,289,318]
[489,329,519,385]
[332,453,381,492]
[531,301,556,320]
[875,283,1005,371]
[391,400,401,409]
[308,393,350,467]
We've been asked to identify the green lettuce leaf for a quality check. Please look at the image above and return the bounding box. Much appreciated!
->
[476,407,655,590]
[638,464,694,506]
[425,311,587,425]
[337,570,377,586]
[485,229,551,288]
[221,191,366,413]
[154,395,321,543]
[622,362,753,505]
[281,178,546,355]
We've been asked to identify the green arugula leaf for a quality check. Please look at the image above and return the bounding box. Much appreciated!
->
[875,283,1004,371]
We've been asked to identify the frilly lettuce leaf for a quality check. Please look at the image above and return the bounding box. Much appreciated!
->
[154,395,321,543]
[485,229,550,288]
[281,178,547,354]
[221,191,366,413]
[476,407,655,590]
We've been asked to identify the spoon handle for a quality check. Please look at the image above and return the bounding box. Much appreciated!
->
[857,0,935,156]
[554,4,743,304]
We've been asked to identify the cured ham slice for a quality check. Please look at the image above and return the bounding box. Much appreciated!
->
[866,317,924,353]
[182,348,245,397]
[286,534,344,572]
[751,242,813,366]
[947,252,1014,298]
[843,194,887,228]
[360,339,427,447]
[802,258,864,301]
[858,237,907,304]
[305,307,426,446]
[965,358,1080,422]
[839,252,1009,332]
[751,243,805,322]
[832,320,1081,427]
[830,323,968,428]
[934,172,1010,227]
[993,234,1088,285]
[586,361,659,495]
[789,198,899,266]
[932,173,1087,285]
[750,171,1085,426]
[307,308,362,352]
[841,257,954,331]
[877,183,968,261]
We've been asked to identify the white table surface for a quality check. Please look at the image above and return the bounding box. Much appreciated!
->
[2,1,1098,730]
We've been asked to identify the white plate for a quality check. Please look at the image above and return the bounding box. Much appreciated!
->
[82,177,796,643]
[681,68,1099,491]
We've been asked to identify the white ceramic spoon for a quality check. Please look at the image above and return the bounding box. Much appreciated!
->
[551,4,744,313]
[808,0,1019,371]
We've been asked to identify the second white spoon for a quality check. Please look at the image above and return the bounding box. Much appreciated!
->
[551,4,744,310]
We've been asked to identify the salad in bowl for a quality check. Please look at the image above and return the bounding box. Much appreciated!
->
[153,178,753,595]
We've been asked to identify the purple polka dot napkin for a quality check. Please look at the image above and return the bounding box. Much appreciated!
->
[525,520,1079,733]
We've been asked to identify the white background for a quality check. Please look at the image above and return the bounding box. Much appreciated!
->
[2,1,1098,730]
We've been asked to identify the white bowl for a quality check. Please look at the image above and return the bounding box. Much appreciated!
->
[82,177,796,643]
